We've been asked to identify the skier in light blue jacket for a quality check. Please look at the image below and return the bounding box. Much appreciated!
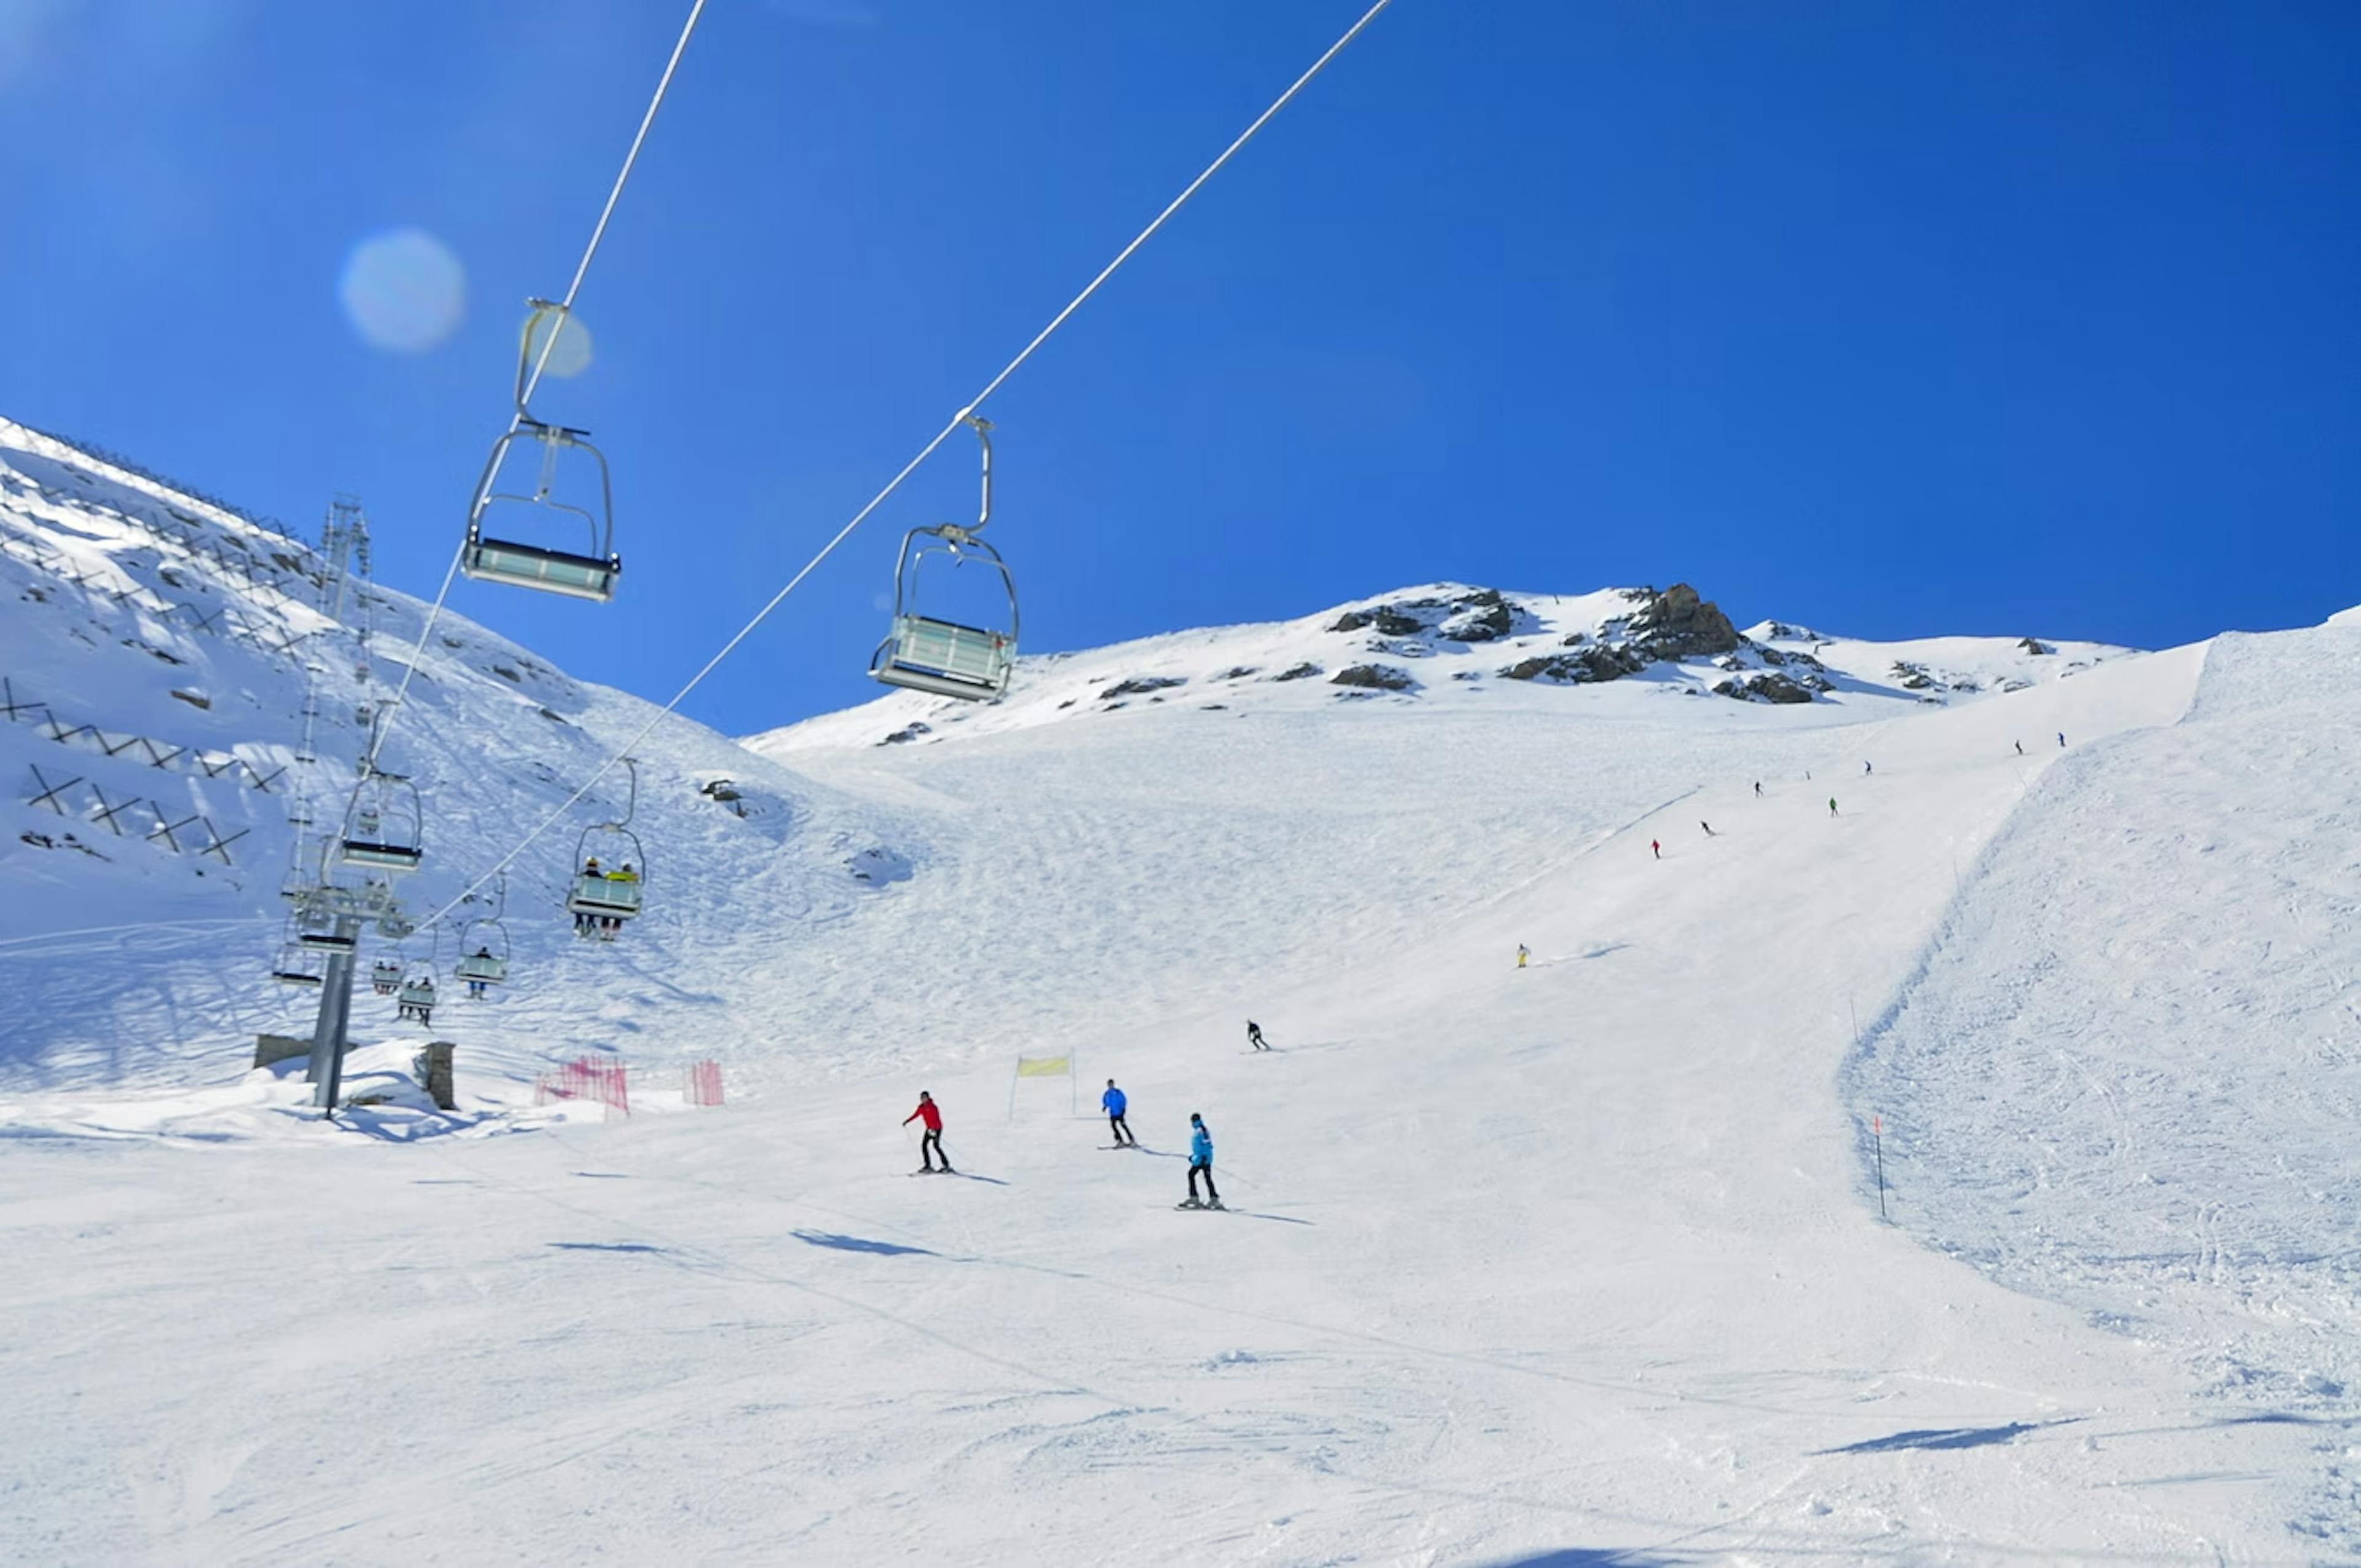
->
[1182,1112,1222,1209]
[1101,1079,1134,1146]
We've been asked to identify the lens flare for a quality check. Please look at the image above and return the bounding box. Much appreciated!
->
[339,229,465,354]
[520,306,595,379]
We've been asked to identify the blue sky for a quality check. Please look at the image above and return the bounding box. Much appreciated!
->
[2,0,2355,734]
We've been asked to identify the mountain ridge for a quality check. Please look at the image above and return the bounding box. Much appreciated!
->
[750,577,2137,754]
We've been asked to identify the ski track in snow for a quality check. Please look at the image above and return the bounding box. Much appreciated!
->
[0,419,2349,1564]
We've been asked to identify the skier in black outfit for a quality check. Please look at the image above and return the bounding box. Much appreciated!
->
[1246,1020,1269,1051]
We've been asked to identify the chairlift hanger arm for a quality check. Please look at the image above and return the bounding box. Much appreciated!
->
[970,415,992,533]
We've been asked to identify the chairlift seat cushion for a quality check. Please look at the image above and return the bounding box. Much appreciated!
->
[464,536,620,603]
[299,932,357,952]
[272,970,324,987]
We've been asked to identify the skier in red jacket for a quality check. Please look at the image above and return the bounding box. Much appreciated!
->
[903,1091,951,1173]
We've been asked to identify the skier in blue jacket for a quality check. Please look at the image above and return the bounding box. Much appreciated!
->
[1101,1079,1134,1146]
[1182,1112,1222,1209]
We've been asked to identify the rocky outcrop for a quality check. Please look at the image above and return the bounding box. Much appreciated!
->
[1099,675,1187,701]
[1891,660,1938,691]
[1500,644,1647,684]
[1330,608,1421,636]
[1627,584,1740,660]
[1332,589,1527,645]
[1331,663,1414,692]
[1270,662,1323,683]
[1714,672,1817,705]
[1438,590,1515,643]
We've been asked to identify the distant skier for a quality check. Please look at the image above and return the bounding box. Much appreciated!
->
[1246,1020,1270,1051]
[1700,821,1714,837]
[903,1090,951,1173]
[2014,740,2023,756]
[2058,731,2066,748]
[1650,839,1660,860]
[1829,796,1839,817]
[1102,1079,1134,1146]
[1752,781,1762,798]
[1863,760,1873,775]
[1516,944,1529,968]
[1181,1113,1222,1210]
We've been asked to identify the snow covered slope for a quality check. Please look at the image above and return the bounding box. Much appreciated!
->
[1848,616,2361,1553]
[0,417,2349,1564]
[0,415,930,1098]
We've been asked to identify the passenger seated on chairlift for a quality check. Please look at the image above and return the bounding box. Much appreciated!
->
[466,948,495,999]
[571,858,604,935]
[588,863,637,936]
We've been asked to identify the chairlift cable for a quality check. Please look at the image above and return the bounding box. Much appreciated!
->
[365,0,709,774]
[412,0,1394,931]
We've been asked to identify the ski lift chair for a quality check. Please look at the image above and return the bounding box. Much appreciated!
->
[297,921,356,954]
[454,874,513,989]
[568,849,645,929]
[371,959,402,996]
[461,302,621,603]
[397,974,437,1023]
[456,949,509,987]
[456,930,507,991]
[564,764,646,936]
[869,416,1017,702]
[271,943,325,987]
[336,771,423,873]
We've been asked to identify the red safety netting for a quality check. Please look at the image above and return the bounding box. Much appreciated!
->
[534,1056,630,1117]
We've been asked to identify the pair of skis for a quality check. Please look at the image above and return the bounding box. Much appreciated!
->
[1174,1197,1225,1211]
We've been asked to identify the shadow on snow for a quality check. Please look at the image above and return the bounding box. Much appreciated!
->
[793,1229,938,1257]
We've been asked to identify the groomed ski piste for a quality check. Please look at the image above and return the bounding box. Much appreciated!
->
[1,419,2355,1564]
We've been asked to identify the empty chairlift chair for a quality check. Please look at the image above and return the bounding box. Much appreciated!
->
[461,301,622,603]
[271,942,325,988]
[869,416,1018,702]
[336,770,423,874]
[296,916,356,956]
